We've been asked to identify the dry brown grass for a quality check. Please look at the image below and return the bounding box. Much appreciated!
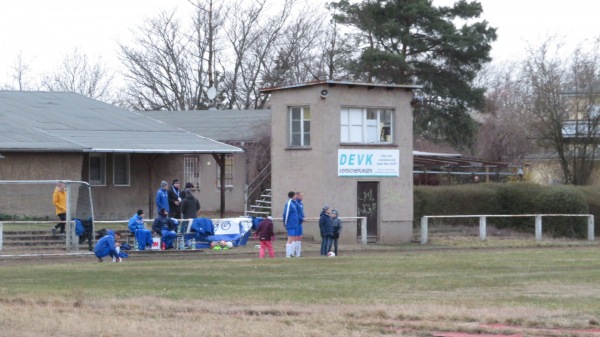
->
[2,296,599,337]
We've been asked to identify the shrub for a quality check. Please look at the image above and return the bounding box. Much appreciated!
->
[414,183,591,238]
[534,186,588,238]
[414,184,498,225]
[493,183,545,231]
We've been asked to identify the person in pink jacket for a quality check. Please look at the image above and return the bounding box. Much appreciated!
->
[255,216,275,258]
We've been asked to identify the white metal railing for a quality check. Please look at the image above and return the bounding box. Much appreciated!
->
[420,214,595,244]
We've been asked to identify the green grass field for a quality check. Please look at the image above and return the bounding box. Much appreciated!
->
[2,240,600,336]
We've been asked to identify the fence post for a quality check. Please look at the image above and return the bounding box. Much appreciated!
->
[535,215,542,241]
[360,217,367,244]
[588,215,595,241]
[479,216,486,241]
[421,217,428,244]
[0,221,3,251]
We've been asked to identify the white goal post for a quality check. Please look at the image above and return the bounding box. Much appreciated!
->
[420,214,594,244]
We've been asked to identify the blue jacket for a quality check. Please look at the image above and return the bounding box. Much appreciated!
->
[332,215,343,239]
[191,217,214,235]
[128,214,146,233]
[156,188,169,214]
[282,198,299,230]
[295,200,305,224]
[319,210,333,237]
[94,230,118,258]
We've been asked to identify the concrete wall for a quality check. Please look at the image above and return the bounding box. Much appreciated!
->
[0,152,84,219]
[90,153,250,219]
[1,152,250,221]
[270,84,414,243]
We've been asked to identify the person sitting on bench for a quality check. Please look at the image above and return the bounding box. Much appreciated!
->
[128,209,153,251]
[152,208,178,249]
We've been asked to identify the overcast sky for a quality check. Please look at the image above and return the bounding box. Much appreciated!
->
[0,0,597,87]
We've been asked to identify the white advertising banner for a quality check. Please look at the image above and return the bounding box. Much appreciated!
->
[338,149,400,177]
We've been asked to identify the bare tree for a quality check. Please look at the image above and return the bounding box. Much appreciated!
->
[521,38,600,185]
[120,11,196,111]
[4,52,37,91]
[219,0,296,110]
[189,0,227,109]
[41,49,115,102]
[120,1,229,111]
[260,3,355,89]
[119,0,348,111]
[475,62,532,162]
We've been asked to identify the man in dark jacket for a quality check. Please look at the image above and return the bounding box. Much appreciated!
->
[168,179,183,219]
[181,188,201,219]
[152,208,178,249]
[319,206,333,256]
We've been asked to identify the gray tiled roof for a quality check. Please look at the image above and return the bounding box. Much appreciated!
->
[140,109,271,142]
[0,91,243,153]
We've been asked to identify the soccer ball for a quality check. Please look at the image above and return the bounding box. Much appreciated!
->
[327,251,336,257]
[225,241,233,248]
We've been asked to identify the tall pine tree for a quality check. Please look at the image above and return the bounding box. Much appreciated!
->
[330,0,496,150]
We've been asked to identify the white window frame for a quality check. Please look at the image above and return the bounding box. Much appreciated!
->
[89,153,106,186]
[217,154,234,190]
[184,155,201,192]
[340,108,393,144]
[289,106,311,147]
[113,153,130,186]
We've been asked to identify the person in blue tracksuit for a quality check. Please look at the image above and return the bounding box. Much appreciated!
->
[94,230,122,262]
[155,181,170,215]
[152,208,178,249]
[282,191,300,258]
[128,209,154,251]
[294,192,305,257]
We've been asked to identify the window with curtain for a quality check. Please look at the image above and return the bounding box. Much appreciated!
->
[340,108,393,144]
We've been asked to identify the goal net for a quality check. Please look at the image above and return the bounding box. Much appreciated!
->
[0,180,94,255]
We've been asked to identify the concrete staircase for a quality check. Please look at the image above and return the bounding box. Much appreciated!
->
[246,188,272,217]
[0,229,132,252]
[1,229,72,251]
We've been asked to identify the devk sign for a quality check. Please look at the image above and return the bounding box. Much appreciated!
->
[338,149,400,177]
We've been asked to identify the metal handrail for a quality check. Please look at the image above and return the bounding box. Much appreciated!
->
[244,162,271,215]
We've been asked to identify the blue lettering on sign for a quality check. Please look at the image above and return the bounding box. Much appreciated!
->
[340,153,374,165]
[339,154,347,165]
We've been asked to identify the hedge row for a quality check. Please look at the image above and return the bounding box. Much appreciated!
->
[414,183,594,238]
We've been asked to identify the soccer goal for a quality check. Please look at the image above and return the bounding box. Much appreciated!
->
[0,180,94,255]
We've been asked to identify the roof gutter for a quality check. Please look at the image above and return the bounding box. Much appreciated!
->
[0,148,244,154]
[84,148,245,154]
